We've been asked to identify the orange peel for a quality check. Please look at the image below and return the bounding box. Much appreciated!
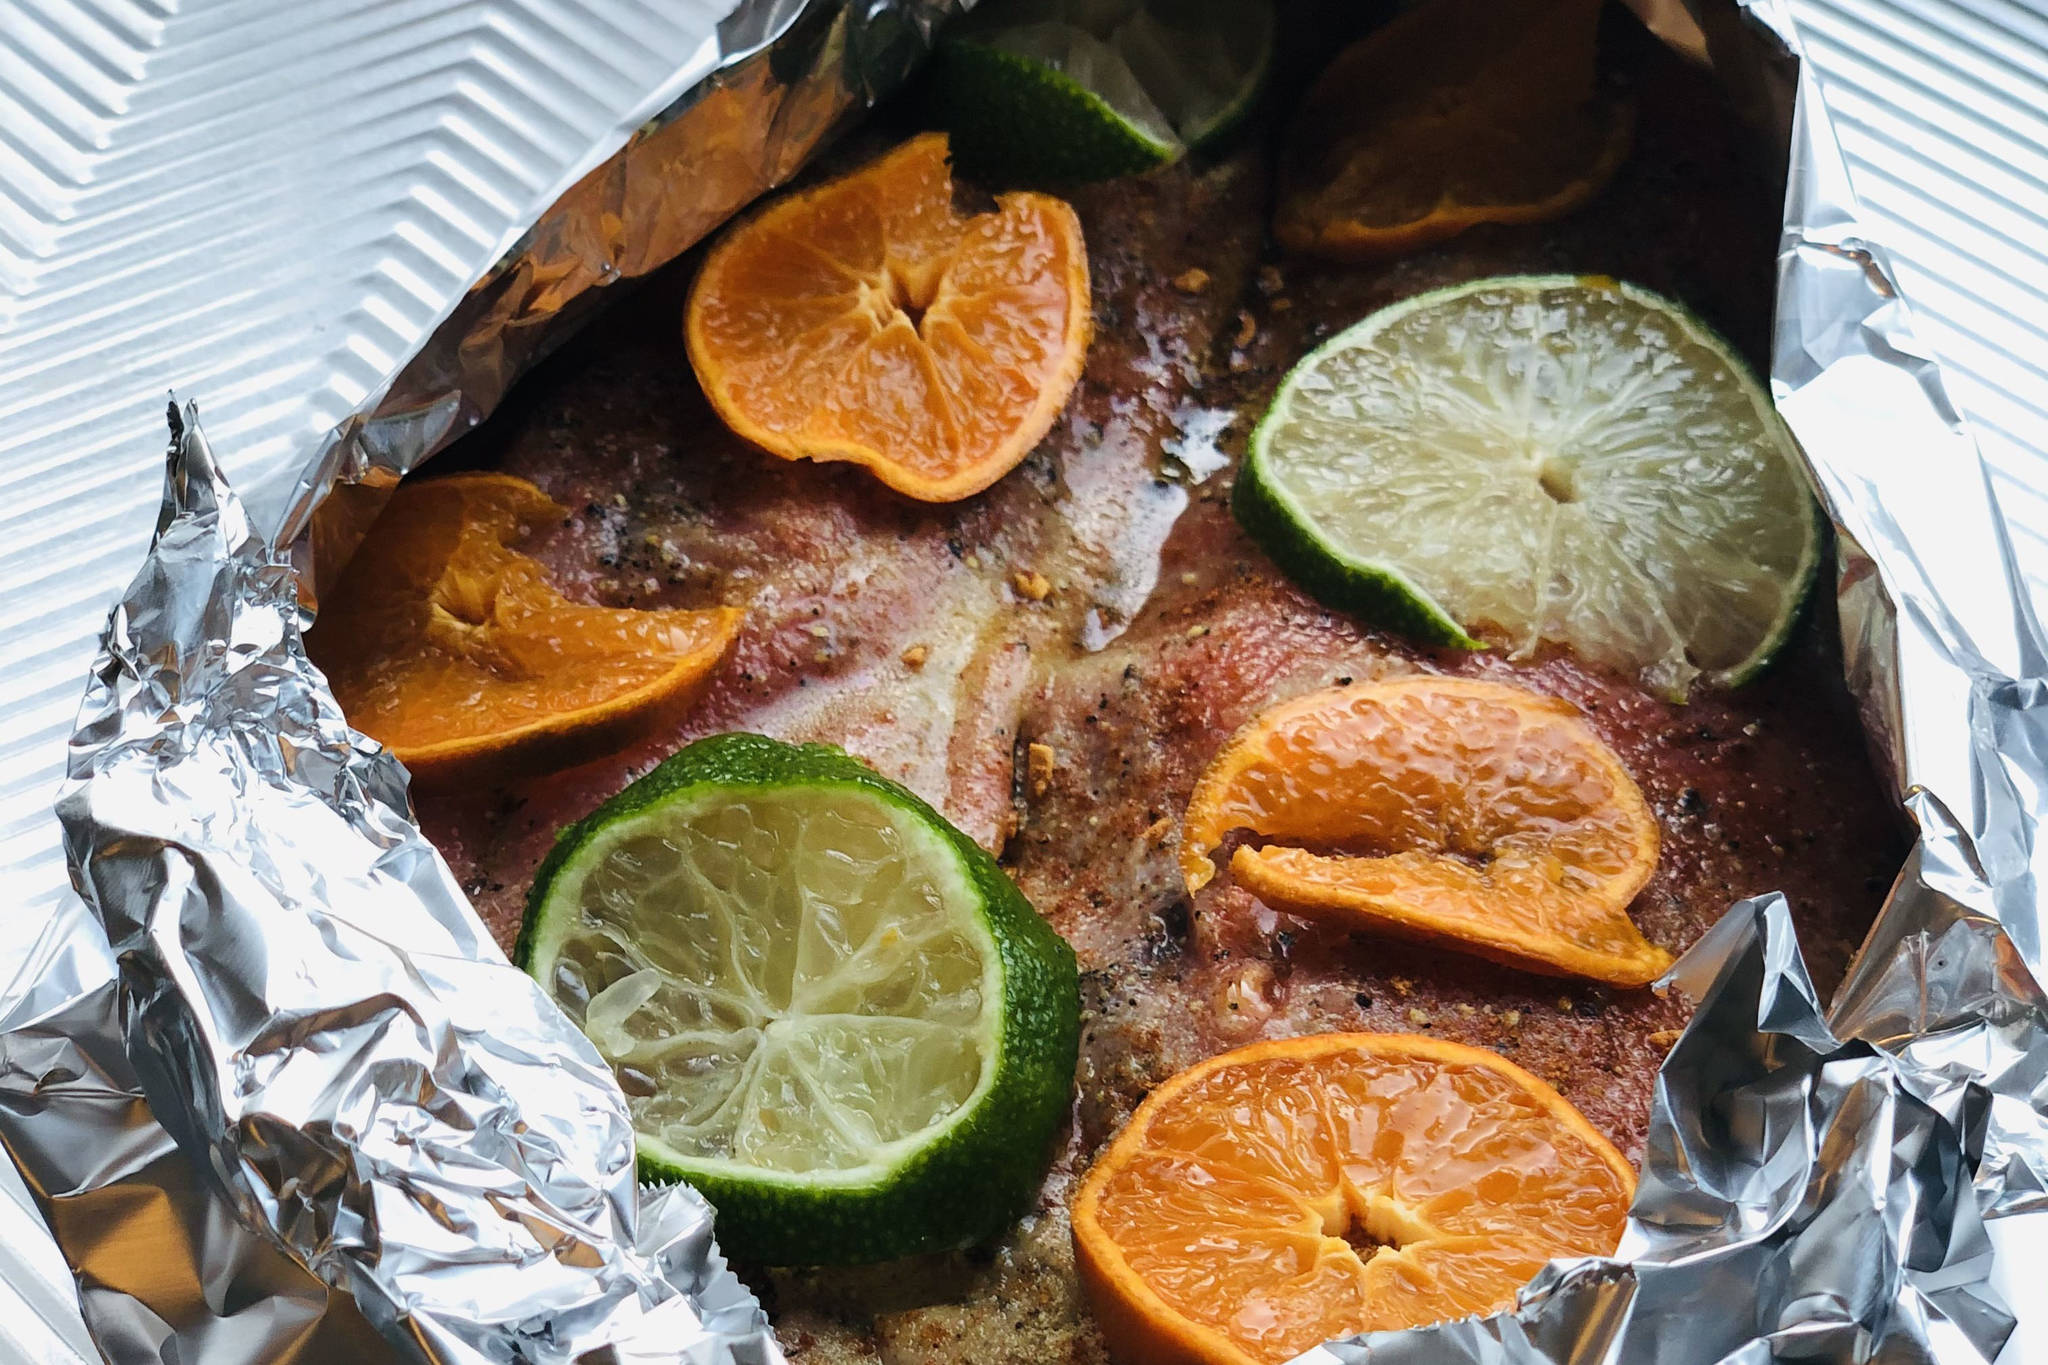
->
[1182,676,1669,986]
[1275,0,1632,261]
[685,132,1091,502]
[307,472,740,781]
[1073,1032,1635,1365]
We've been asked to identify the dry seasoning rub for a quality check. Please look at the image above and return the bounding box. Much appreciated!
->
[411,33,1906,1358]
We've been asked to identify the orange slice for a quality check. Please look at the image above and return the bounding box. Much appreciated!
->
[684,132,1092,502]
[1073,1033,1635,1365]
[1181,677,1668,986]
[306,473,741,781]
[1274,0,1632,261]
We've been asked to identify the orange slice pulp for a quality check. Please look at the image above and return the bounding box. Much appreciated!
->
[1073,1032,1635,1365]
[684,132,1092,502]
[1181,676,1669,986]
[1274,0,1632,261]
[306,473,741,781]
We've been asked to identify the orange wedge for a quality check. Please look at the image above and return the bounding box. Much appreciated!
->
[685,132,1092,502]
[1274,0,1632,261]
[1074,1033,1635,1365]
[1181,677,1668,986]
[306,473,741,781]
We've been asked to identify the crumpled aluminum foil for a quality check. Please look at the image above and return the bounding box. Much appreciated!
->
[61,401,780,1365]
[11,2,2047,1365]
[1293,1,2048,1361]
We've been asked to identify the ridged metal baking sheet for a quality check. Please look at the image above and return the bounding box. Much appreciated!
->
[1790,0,2048,598]
[0,0,737,956]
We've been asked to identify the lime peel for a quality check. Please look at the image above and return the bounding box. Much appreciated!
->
[934,0,1274,182]
[1233,458,1485,652]
[518,732,1080,1265]
[1237,275,1822,697]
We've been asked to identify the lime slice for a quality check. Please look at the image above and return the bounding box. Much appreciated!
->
[1238,276,1822,698]
[518,733,1080,1265]
[933,0,1275,182]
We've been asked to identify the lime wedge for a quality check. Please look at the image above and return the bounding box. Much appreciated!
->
[934,0,1274,182]
[518,733,1080,1265]
[1238,276,1822,698]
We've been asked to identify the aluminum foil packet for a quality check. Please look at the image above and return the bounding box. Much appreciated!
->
[5,2,2046,1365]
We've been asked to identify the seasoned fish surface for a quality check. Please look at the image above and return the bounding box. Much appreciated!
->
[415,44,1904,1365]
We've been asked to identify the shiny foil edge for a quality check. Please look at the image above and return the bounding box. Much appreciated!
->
[1293,1,2048,1361]
[1,1,964,1362]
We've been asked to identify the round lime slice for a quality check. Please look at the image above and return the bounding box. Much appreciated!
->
[1237,275,1822,698]
[933,0,1275,182]
[518,733,1080,1265]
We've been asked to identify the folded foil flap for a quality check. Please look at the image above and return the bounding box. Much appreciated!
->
[56,404,780,1365]
[1294,11,2048,1364]
[1,1,964,1355]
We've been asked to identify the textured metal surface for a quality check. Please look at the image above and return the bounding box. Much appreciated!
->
[0,0,738,979]
[1791,0,2048,602]
[0,8,744,1356]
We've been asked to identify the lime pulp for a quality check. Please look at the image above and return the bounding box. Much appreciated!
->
[519,733,1080,1265]
[1238,275,1822,698]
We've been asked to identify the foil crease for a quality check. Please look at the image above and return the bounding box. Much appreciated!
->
[58,402,781,1365]
[1292,1,2048,1361]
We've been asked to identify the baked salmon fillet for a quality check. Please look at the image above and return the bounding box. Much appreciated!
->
[412,24,1905,1363]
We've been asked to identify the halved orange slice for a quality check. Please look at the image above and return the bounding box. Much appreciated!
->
[685,132,1092,502]
[1181,676,1668,986]
[306,473,741,781]
[1073,1032,1635,1365]
[1274,0,1632,261]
